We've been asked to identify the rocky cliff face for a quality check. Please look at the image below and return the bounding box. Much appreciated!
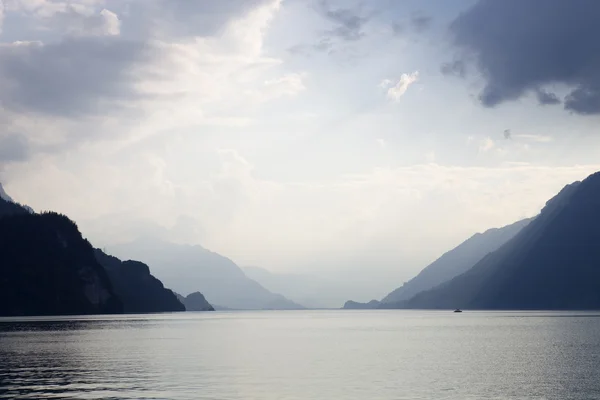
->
[95,250,185,313]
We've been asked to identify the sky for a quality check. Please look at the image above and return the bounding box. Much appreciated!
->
[1,0,600,299]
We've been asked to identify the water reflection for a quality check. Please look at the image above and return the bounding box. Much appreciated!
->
[0,317,163,399]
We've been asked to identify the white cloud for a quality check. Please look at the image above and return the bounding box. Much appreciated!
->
[376,138,386,148]
[379,78,392,89]
[513,134,554,143]
[263,72,307,98]
[425,151,436,163]
[478,137,495,153]
[385,71,419,101]
[0,2,4,34]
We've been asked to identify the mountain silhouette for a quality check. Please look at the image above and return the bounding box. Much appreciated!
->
[0,195,122,316]
[380,218,532,305]
[110,237,305,310]
[95,250,186,313]
[390,172,600,310]
[0,185,190,316]
[175,291,215,311]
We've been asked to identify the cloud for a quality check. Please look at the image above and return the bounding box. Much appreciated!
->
[424,151,436,163]
[440,59,466,78]
[135,0,277,39]
[11,145,600,273]
[45,6,121,37]
[447,0,600,114]
[410,14,432,33]
[0,2,4,34]
[392,13,433,36]
[0,0,295,161]
[0,38,152,117]
[536,89,561,106]
[383,71,419,101]
[0,134,29,163]
[503,129,553,143]
[263,73,307,98]
[478,137,495,153]
[513,134,554,143]
[318,0,369,42]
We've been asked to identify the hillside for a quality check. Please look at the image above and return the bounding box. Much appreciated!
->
[110,238,304,310]
[0,196,122,316]
[393,172,600,310]
[95,250,186,313]
[380,218,532,304]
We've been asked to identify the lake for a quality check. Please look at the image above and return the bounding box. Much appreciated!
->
[2,310,600,399]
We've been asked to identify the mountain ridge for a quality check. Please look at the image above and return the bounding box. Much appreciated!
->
[110,238,305,310]
[380,218,532,305]
[391,173,600,310]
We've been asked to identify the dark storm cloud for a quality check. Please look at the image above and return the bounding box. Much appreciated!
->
[0,38,153,117]
[536,89,561,106]
[447,0,600,114]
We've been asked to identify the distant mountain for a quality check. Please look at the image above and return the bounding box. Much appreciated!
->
[343,300,381,309]
[380,218,532,305]
[95,250,185,313]
[243,266,349,308]
[110,238,304,310]
[0,196,122,316]
[175,291,215,311]
[392,172,600,310]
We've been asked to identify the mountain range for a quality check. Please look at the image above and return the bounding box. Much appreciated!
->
[0,187,208,316]
[5,169,600,315]
[380,218,532,305]
[243,266,357,309]
[109,238,304,310]
[343,218,532,309]
[378,172,600,310]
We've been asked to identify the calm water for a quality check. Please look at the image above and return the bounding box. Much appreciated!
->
[2,310,600,399]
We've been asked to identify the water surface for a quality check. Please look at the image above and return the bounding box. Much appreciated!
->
[2,310,600,399]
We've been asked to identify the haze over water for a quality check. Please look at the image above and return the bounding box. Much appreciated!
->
[2,311,600,399]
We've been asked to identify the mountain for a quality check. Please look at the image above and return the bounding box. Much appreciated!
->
[0,196,122,316]
[343,300,381,309]
[0,183,34,214]
[0,183,14,202]
[243,266,348,308]
[110,238,304,310]
[392,172,600,310]
[175,291,215,311]
[94,250,185,313]
[380,218,532,305]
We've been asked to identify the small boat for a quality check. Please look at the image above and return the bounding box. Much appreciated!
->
[453,309,462,313]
